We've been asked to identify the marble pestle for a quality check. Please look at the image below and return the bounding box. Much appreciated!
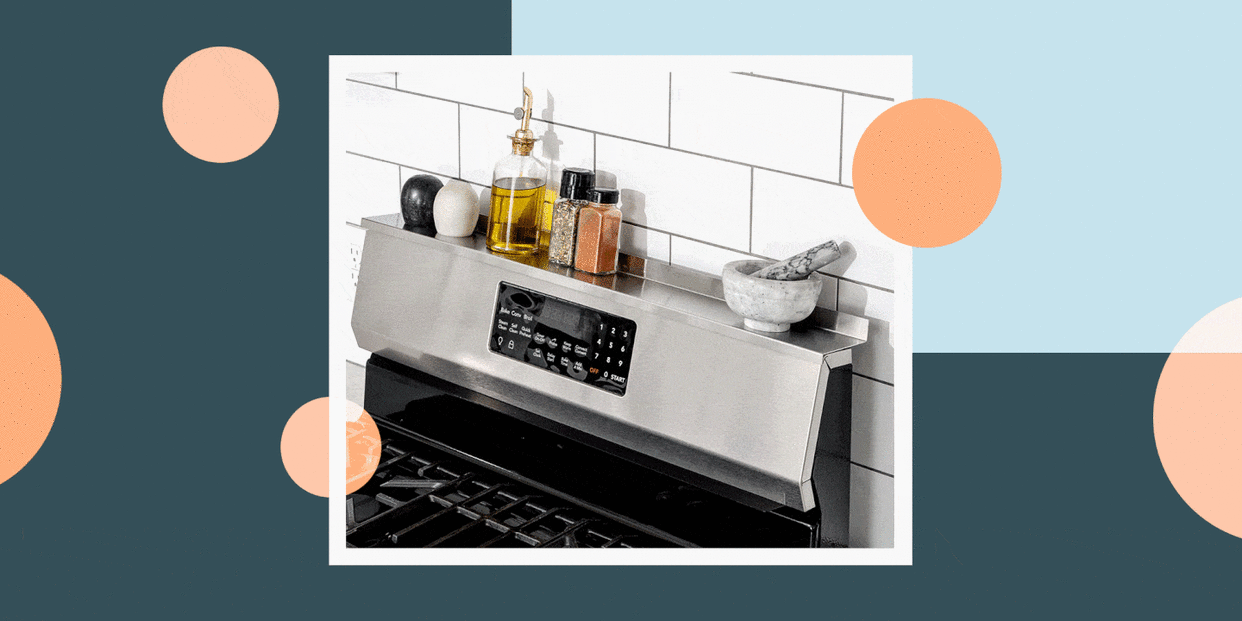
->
[752,240,843,281]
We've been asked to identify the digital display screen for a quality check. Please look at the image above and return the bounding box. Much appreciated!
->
[488,282,636,396]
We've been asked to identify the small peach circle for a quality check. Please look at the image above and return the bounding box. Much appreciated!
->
[852,98,1001,248]
[280,398,382,497]
[0,274,62,486]
[163,46,279,163]
[1154,298,1242,538]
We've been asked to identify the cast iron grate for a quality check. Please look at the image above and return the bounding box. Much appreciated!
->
[346,437,675,548]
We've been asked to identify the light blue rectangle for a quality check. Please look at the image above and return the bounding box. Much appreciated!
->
[514,0,1242,352]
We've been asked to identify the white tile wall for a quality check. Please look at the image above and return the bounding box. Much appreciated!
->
[841,94,895,187]
[620,223,671,264]
[751,170,898,292]
[347,72,396,88]
[525,67,669,145]
[344,81,458,176]
[341,153,399,224]
[671,72,842,181]
[339,60,908,548]
[850,465,895,548]
[852,376,894,475]
[839,280,895,385]
[596,136,751,249]
[396,67,522,112]
[668,236,754,277]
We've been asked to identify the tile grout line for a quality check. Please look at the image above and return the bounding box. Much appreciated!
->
[346,150,489,189]
[344,79,856,190]
[748,167,754,253]
[667,73,674,146]
[852,461,895,478]
[838,92,845,185]
[731,71,896,101]
[854,371,894,387]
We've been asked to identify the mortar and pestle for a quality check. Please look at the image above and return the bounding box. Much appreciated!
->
[721,240,842,332]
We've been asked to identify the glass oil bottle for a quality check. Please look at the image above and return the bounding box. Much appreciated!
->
[487,87,549,255]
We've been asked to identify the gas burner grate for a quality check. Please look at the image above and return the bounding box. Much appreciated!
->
[346,437,674,548]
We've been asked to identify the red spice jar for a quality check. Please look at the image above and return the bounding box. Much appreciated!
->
[573,188,622,275]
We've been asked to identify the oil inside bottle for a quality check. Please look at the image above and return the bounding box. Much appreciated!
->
[487,176,546,255]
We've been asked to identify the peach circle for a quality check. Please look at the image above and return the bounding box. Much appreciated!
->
[345,401,382,494]
[852,98,1001,248]
[0,274,62,486]
[162,46,279,163]
[280,398,382,497]
[1154,297,1242,538]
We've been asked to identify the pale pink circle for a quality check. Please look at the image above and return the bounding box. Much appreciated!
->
[1154,297,1242,538]
[162,46,279,163]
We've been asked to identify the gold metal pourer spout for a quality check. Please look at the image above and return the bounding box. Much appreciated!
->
[510,87,537,155]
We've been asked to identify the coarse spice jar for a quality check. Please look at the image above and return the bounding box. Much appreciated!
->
[548,168,595,266]
[573,188,622,275]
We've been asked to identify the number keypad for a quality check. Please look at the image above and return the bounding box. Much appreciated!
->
[488,282,637,396]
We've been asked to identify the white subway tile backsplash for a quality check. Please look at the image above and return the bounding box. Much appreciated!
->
[396,67,522,112]
[668,237,752,277]
[347,72,396,88]
[852,376,894,475]
[751,169,898,291]
[459,106,595,189]
[596,136,750,250]
[345,81,457,176]
[525,67,669,145]
[341,154,399,224]
[671,72,842,181]
[839,280,895,384]
[849,465,895,548]
[841,94,894,187]
[621,224,670,263]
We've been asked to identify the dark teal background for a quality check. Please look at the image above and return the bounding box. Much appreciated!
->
[1,1,1238,618]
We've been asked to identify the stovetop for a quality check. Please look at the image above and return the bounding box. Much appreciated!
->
[351,356,833,548]
[346,432,674,548]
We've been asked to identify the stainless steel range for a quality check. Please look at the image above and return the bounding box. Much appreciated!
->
[348,214,868,548]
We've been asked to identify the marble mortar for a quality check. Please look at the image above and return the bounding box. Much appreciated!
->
[721,260,823,333]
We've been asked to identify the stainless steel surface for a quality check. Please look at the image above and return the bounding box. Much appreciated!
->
[351,214,868,511]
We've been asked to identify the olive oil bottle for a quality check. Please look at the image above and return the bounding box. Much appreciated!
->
[487,87,549,255]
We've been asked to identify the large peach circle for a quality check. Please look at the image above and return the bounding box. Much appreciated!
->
[1154,298,1242,538]
[852,98,1001,247]
[162,46,279,163]
[0,274,62,486]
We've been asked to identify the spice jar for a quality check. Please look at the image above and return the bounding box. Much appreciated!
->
[573,188,622,275]
[548,168,595,266]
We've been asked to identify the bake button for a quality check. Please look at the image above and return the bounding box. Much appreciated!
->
[573,344,588,357]
[533,333,546,345]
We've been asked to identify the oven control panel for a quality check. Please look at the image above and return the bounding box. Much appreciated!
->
[488,282,636,396]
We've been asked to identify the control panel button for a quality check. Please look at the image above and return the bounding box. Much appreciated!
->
[573,344,588,357]
[533,332,546,345]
